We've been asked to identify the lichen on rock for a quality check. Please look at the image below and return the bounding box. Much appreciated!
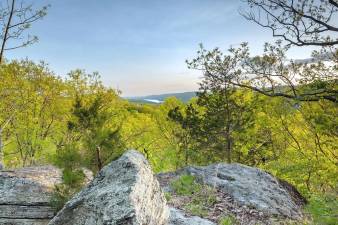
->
[48,150,169,225]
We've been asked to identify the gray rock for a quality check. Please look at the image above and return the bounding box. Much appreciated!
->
[0,218,50,225]
[48,150,169,225]
[0,166,62,225]
[0,165,93,225]
[169,208,216,225]
[179,163,303,219]
[0,205,55,219]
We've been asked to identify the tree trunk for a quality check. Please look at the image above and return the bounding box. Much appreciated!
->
[0,0,15,64]
[225,130,232,163]
[96,146,103,171]
[184,137,189,166]
[0,128,3,170]
[224,86,232,163]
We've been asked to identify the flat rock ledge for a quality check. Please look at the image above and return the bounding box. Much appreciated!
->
[0,166,62,225]
[48,150,169,225]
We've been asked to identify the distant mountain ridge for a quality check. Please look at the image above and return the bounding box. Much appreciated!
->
[125,91,197,104]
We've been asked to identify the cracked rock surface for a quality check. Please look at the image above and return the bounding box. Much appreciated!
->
[0,166,62,225]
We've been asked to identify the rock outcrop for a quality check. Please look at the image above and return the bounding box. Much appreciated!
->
[158,163,304,221]
[0,166,62,225]
[48,150,169,225]
[1,151,306,225]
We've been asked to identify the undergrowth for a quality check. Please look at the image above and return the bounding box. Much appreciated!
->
[170,174,220,219]
[219,215,236,225]
[49,168,85,211]
[305,193,338,225]
[49,146,86,211]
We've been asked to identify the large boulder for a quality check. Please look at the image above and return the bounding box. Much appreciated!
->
[0,166,62,225]
[172,163,304,219]
[48,150,169,225]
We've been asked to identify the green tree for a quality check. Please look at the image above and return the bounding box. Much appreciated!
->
[188,42,337,103]
[239,0,338,102]
[68,95,122,172]
[168,101,201,165]
[196,89,255,163]
[0,60,70,167]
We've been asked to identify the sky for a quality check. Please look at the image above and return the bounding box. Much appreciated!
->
[6,0,316,96]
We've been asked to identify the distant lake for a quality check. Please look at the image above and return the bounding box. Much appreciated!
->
[143,99,164,104]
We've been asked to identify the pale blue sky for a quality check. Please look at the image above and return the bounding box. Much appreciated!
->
[6,0,315,96]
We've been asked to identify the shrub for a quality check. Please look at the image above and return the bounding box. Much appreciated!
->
[49,168,86,211]
[185,203,208,217]
[219,215,236,225]
[305,193,338,225]
[62,168,85,188]
[170,174,217,218]
[164,192,172,201]
[49,184,72,211]
[171,174,201,196]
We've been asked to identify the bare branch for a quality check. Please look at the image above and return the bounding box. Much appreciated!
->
[242,0,338,47]
[187,43,338,103]
[0,1,48,63]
